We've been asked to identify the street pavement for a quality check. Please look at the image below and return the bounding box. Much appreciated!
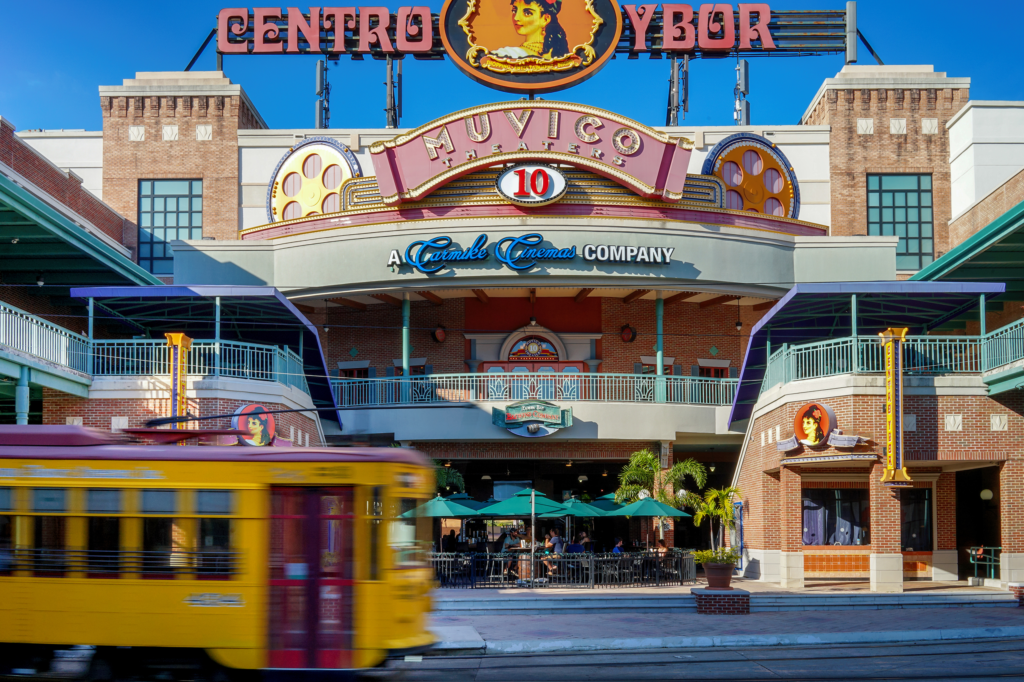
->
[392,637,1024,680]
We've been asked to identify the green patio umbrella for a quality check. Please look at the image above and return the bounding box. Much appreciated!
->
[605,497,692,518]
[590,492,624,513]
[540,498,606,547]
[400,495,479,518]
[444,492,489,510]
[606,497,691,549]
[477,489,568,517]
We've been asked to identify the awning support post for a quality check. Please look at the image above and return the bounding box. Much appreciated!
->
[15,366,29,426]
[851,294,859,373]
[655,296,666,403]
[402,295,411,403]
[214,296,222,378]
[980,294,987,371]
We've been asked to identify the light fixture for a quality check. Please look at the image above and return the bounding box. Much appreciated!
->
[566,460,572,467]
[444,460,452,467]
[735,297,742,331]
[431,325,447,343]
[481,474,491,480]
[980,489,994,501]
[323,325,329,334]
[578,475,588,483]
[10,238,18,244]
[620,324,636,343]
[36,274,44,287]
[735,319,743,332]
[709,464,716,472]
[602,469,608,477]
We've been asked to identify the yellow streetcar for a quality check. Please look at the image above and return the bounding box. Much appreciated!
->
[0,425,435,679]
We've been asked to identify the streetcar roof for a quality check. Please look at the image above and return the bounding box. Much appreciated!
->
[0,426,429,466]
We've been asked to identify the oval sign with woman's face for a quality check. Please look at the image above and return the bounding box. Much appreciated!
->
[232,404,277,446]
[793,402,837,448]
[440,0,623,93]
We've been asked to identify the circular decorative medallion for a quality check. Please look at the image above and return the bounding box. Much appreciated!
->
[701,133,801,219]
[496,164,569,206]
[440,0,623,94]
[231,404,277,446]
[266,137,362,223]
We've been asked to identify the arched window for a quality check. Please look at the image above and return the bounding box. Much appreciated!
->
[507,336,558,361]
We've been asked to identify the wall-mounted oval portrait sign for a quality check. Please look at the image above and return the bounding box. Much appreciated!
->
[496,164,568,206]
[792,402,837,448]
[440,0,623,94]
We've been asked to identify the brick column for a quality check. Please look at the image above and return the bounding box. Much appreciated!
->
[933,473,958,581]
[779,465,803,588]
[759,471,781,583]
[1000,460,1024,585]
[869,461,903,592]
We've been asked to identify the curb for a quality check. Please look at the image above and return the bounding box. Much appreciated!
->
[432,625,1024,655]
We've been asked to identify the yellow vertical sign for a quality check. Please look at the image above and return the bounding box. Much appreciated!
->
[165,333,193,432]
[879,328,912,486]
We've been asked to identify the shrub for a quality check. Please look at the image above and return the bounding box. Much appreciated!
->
[693,547,740,565]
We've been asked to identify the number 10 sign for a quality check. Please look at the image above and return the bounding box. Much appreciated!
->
[496,164,569,207]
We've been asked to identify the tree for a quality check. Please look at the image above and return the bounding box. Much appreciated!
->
[432,460,465,494]
[615,449,708,538]
[691,487,742,551]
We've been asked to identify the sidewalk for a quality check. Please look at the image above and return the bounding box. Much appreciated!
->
[430,605,1024,654]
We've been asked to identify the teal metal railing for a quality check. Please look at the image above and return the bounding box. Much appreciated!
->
[968,546,1001,581]
[983,318,1024,370]
[760,335,985,394]
[331,373,737,408]
[91,340,309,394]
[0,302,91,374]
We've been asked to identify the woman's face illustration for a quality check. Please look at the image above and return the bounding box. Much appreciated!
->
[512,0,549,37]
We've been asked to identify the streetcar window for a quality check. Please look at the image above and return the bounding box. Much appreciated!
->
[368,487,383,580]
[0,488,10,511]
[88,489,122,513]
[0,517,12,575]
[196,490,233,514]
[197,518,232,579]
[141,490,176,513]
[142,518,176,576]
[390,498,430,569]
[33,488,65,512]
[33,516,66,576]
[87,517,120,576]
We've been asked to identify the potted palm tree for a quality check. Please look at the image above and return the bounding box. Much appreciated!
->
[692,487,742,589]
[615,449,708,544]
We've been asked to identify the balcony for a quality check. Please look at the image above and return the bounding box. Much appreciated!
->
[759,319,1024,396]
[331,372,737,407]
[1,301,310,395]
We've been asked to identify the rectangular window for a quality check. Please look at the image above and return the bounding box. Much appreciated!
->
[641,364,672,375]
[196,490,233,515]
[137,180,203,274]
[394,365,426,376]
[34,488,65,512]
[33,516,67,575]
[901,488,933,551]
[0,515,11,575]
[141,490,178,576]
[866,174,934,271]
[390,498,431,569]
[368,487,383,580]
[802,489,870,546]
[339,368,369,379]
[699,367,727,379]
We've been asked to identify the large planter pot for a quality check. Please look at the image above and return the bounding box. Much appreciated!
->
[703,562,735,589]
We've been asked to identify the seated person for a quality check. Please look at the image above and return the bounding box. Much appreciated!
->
[565,532,585,553]
[612,537,624,554]
[543,529,564,575]
[656,539,668,555]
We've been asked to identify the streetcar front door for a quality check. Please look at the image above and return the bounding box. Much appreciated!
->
[268,487,354,669]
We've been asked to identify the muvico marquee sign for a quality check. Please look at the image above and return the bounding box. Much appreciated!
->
[370,101,693,204]
[217,5,849,93]
[387,233,676,273]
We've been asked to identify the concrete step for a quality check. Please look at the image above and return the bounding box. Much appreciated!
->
[433,593,698,616]
[749,592,1019,612]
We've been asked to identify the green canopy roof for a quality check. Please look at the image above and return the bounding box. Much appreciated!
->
[400,495,478,518]
[477,489,568,517]
[590,492,624,512]
[605,497,691,518]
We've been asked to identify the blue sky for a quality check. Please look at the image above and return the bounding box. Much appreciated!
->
[1,0,1020,132]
